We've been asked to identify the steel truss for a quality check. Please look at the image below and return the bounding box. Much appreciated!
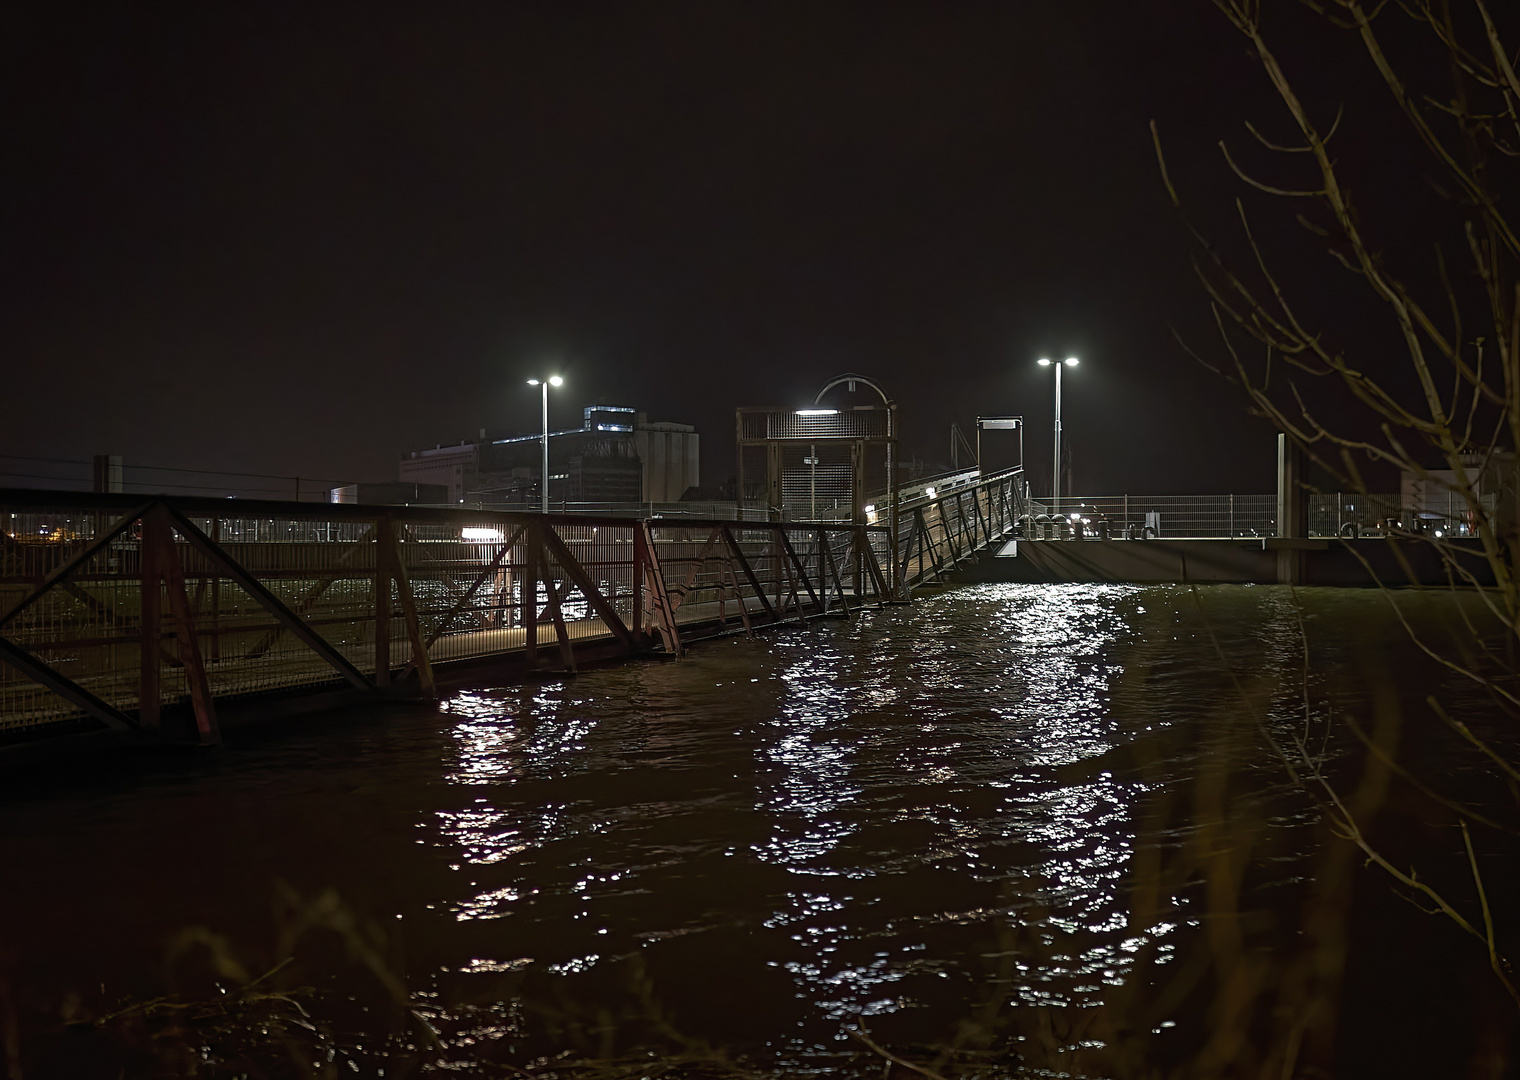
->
[0,492,905,745]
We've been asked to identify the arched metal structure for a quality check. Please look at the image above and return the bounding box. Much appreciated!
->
[813,372,894,407]
[735,373,901,597]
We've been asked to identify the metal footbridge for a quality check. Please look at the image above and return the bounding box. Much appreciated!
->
[0,468,1026,747]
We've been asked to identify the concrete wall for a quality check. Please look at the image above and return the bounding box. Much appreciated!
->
[955,537,1496,587]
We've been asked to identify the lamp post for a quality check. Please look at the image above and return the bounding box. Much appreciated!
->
[804,445,820,519]
[526,375,563,513]
[1037,357,1078,514]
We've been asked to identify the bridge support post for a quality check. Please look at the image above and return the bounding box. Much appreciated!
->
[1277,434,1308,584]
[140,504,219,743]
[373,515,392,687]
[635,522,682,657]
[377,518,435,697]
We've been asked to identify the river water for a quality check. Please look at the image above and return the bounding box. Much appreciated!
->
[2,583,1515,1076]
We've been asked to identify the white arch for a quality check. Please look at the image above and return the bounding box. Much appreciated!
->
[813,372,893,407]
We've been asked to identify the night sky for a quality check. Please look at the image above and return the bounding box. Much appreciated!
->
[4,4,1414,497]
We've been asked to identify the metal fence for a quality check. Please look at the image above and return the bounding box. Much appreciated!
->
[896,468,1027,587]
[1020,495,1277,539]
[1305,492,1496,538]
[536,501,773,521]
[1013,490,1500,540]
[29,476,1480,745]
[0,492,894,743]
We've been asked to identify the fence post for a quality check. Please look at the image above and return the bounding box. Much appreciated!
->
[373,515,393,686]
[139,508,162,729]
[524,521,539,668]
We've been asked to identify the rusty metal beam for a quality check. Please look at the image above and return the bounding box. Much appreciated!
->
[717,551,754,637]
[524,523,540,668]
[165,508,373,692]
[817,528,851,614]
[779,531,823,614]
[539,527,638,653]
[140,507,163,729]
[149,507,220,743]
[0,634,138,732]
[635,522,681,657]
[855,526,890,603]
[380,520,435,697]
[242,522,377,661]
[665,528,722,614]
[720,526,777,623]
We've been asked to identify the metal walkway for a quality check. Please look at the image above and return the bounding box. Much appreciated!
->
[0,471,1024,747]
[888,466,1027,590]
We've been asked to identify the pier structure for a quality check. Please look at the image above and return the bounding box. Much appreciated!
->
[0,469,1027,748]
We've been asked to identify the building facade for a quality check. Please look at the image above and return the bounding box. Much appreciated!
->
[397,405,699,509]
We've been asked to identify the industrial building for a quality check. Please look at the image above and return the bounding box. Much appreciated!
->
[397,405,699,509]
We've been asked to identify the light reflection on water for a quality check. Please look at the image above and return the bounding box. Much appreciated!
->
[6,581,1481,1064]
[426,583,1220,1043]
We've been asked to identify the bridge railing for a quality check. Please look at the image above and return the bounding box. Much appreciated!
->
[0,491,893,745]
[1021,494,1278,538]
[1015,492,1496,540]
[1306,492,1496,537]
[895,468,1027,588]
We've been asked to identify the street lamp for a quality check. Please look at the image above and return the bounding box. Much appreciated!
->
[526,375,563,513]
[1037,357,1078,514]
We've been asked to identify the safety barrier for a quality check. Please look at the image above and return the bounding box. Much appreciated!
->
[0,491,892,744]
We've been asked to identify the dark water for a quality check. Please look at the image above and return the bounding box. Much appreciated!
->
[2,583,1515,1075]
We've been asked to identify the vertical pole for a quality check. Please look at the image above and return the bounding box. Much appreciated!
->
[388,524,436,697]
[1053,362,1062,516]
[766,443,783,521]
[888,405,900,599]
[810,444,816,520]
[374,516,392,687]
[631,522,646,644]
[851,441,865,596]
[138,508,161,729]
[541,381,550,514]
[156,508,220,744]
[209,515,222,662]
[524,522,540,667]
[735,411,745,518]
[1276,433,1307,583]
